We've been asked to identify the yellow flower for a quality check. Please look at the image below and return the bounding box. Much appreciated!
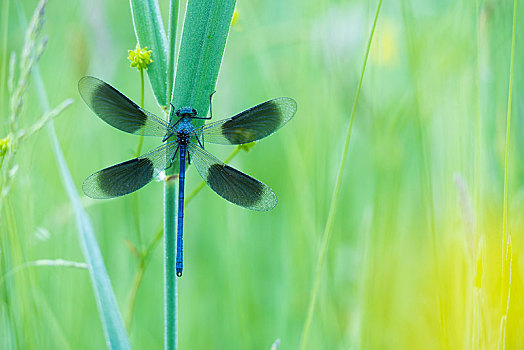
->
[128,43,153,71]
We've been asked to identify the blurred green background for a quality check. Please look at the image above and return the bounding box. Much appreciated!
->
[2,0,524,349]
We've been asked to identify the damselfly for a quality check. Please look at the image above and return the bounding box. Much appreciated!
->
[79,76,297,276]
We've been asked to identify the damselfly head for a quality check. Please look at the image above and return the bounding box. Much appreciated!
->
[176,107,198,118]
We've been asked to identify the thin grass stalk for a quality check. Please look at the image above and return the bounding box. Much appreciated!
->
[164,180,177,350]
[298,1,382,348]
[472,0,480,346]
[474,0,481,246]
[136,68,145,157]
[133,67,146,251]
[399,0,451,345]
[126,225,163,330]
[419,91,448,347]
[501,0,517,270]
[126,66,148,330]
[472,0,485,347]
[499,0,518,347]
[0,0,10,114]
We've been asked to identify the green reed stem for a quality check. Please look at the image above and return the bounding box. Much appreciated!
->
[164,179,177,350]
[299,1,382,349]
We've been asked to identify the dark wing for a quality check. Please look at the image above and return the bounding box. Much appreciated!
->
[196,97,297,145]
[188,142,277,211]
[83,141,178,199]
[78,76,170,137]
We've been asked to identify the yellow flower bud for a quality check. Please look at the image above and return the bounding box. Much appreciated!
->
[127,43,153,71]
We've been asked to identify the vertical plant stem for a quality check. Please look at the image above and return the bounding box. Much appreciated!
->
[133,68,146,253]
[501,0,517,267]
[164,1,179,348]
[474,0,481,235]
[0,0,10,113]
[472,0,482,347]
[500,0,518,347]
[126,66,148,329]
[299,1,382,349]
[136,68,145,157]
[164,180,177,350]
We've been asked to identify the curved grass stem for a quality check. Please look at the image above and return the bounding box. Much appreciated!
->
[499,0,518,347]
[298,1,382,349]
[136,68,145,157]
[501,0,517,266]
[133,68,146,252]
[125,226,164,330]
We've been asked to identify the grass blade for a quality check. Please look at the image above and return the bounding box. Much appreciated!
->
[299,1,382,349]
[130,0,169,106]
[36,76,131,350]
[34,73,131,349]
[166,0,179,104]
[27,17,131,349]
[170,0,236,125]
[14,2,130,347]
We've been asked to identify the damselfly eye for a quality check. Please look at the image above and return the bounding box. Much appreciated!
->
[176,106,196,117]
